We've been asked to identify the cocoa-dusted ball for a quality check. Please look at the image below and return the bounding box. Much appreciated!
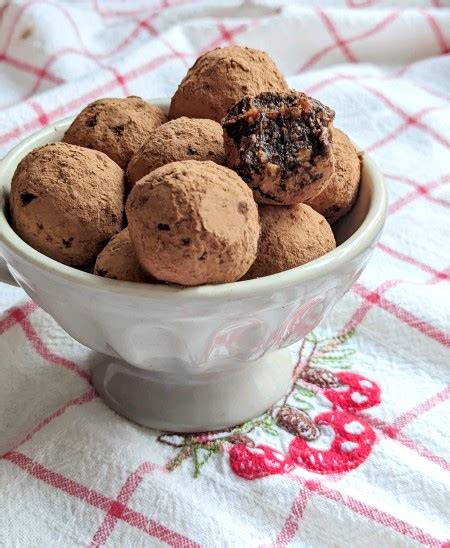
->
[126,160,260,286]
[305,128,361,224]
[243,203,335,279]
[94,228,151,283]
[223,91,335,205]
[169,46,288,122]
[63,96,167,168]
[127,117,225,187]
[10,142,124,266]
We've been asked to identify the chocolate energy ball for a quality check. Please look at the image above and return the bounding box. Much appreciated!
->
[223,91,335,205]
[243,203,335,279]
[94,228,150,283]
[126,160,260,286]
[169,46,288,122]
[127,117,225,187]
[10,142,124,266]
[63,96,167,169]
[305,128,362,224]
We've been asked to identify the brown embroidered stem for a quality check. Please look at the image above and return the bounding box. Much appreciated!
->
[293,337,307,376]
[273,338,318,419]
[157,434,186,448]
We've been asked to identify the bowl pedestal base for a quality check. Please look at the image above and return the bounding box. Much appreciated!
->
[92,348,293,432]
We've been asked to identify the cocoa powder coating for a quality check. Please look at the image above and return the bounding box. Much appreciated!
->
[63,96,167,169]
[94,228,150,283]
[127,117,225,187]
[126,160,260,285]
[305,128,361,224]
[10,142,125,266]
[243,203,336,279]
[169,46,288,122]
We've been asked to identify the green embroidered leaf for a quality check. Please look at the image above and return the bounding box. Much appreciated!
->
[238,419,257,432]
[312,350,355,362]
[236,416,268,435]
[305,332,318,344]
[260,416,280,436]
[192,446,200,477]
[292,394,314,410]
[191,442,223,478]
[262,424,279,436]
[296,386,316,397]
[327,363,352,370]
[314,330,355,353]
[298,404,314,412]
[167,446,192,471]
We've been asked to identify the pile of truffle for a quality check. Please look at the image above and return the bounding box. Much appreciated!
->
[10,46,361,287]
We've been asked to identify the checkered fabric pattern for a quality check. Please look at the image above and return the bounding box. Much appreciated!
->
[1,1,449,546]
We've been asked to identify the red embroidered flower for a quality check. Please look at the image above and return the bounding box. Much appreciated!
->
[230,444,294,480]
[323,372,381,412]
[288,410,376,474]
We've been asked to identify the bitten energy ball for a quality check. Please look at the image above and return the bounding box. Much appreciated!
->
[223,91,335,205]
[243,203,335,279]
[63,96,167,168]
[169,46,288,122]
[94,228,149,283]
[127,117,225,187]
[126,160,259,286]
[306,128,361,224]
[10,142,124,266]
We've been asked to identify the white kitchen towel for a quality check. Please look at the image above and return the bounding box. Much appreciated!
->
[1,1,450,546]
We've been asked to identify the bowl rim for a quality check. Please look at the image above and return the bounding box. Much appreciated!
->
[0,102,388,301]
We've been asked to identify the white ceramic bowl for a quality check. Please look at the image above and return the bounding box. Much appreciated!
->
[0,99,387,431]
